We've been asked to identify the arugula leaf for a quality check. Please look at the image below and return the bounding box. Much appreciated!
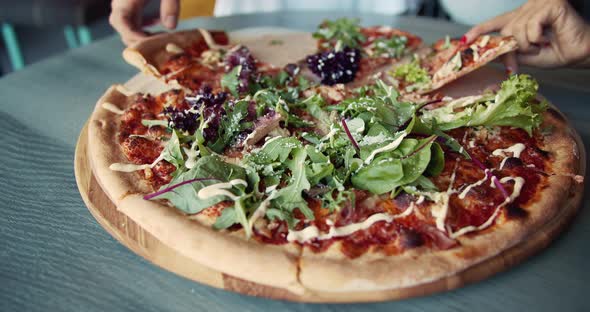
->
[247,137,302,165]
[313,18,366,50]
[302,94,332,134]
[221,65,242,97]
[305,145,334,185]
[373,36,408,58]
[160,130,185,168]
[209,99,251,153]
[152,156,246,214]
[265,208,296,228]
[271,148,314,221]
[419,75,547,135]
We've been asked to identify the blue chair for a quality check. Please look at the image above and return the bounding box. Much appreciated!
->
[0,0,110,71]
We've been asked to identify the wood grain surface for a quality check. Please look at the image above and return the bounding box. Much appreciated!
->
[74,62,587,302]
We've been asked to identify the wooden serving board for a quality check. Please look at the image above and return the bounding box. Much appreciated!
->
[74,28,586,301]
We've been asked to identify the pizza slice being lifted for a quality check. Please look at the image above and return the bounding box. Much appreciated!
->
[385,35,518,94]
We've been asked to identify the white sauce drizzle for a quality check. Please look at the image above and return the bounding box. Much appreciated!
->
[197,179,247,200]
[450,176,524,238]
[287,204,415,243]
[429,159,459,231]
[109,153,165,173]
[102,102,125,115]
[165,43,184,54]
[363,132,408,164]
[183,140,199,169]
[479,35,490,48]
[458,169,489,199]
[470,44,480,62]
[492,143,526,170]
[115,85,134,96]
[197,28,230,50]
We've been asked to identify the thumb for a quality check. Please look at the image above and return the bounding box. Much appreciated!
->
[464,11,514,44]
[161,0,180,29]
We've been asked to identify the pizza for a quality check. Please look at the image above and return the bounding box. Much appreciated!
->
[383,34,518,94]
[87,18,584,297]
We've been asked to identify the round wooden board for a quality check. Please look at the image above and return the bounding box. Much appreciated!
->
[74,28,586,301]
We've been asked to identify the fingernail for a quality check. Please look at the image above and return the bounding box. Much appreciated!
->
[505,66,515,75]
[164,15,176,29]
[543,42,551,48]
[460,35,467,44]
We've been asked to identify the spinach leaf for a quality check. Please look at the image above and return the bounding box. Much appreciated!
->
[152,156,246,214]
[425,142,444,176]
[213,207,238,229]
[351,156,404,194]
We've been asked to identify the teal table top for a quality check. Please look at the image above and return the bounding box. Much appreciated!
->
[0,12,589,312]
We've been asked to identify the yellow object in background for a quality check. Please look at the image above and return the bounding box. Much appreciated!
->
[179,0,216,19]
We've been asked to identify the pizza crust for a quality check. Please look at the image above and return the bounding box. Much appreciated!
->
[88,86,153,204]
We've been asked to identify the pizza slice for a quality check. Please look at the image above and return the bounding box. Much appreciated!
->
[123,29,318,93]
[303,18,423,86]
[386,34,518,94]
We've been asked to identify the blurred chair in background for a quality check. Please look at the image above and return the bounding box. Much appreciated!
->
[179,0,216,19]
[0,0,110,71]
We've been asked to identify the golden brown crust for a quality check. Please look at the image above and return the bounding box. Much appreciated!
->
[88,85,152,204]
[541,108,581,175]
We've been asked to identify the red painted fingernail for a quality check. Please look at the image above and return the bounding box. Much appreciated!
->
[505,66,514,75]
[543,42,551,47]
[460,35,467,44]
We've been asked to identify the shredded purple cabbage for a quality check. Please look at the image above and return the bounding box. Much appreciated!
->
[224,46,257,92]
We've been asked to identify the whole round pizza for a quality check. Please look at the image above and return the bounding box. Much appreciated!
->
[86,19,584,298]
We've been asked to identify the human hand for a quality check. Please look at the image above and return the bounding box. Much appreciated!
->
[463,0,590,71]
[109,0,180,46]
